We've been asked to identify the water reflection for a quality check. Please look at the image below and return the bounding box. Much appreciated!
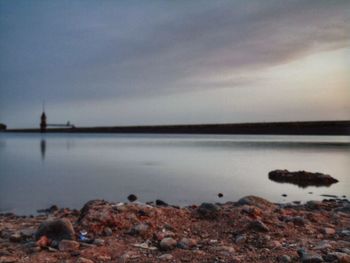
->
[0,133,349,215]
[40,139,46,160]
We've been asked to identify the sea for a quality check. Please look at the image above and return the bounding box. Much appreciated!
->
[0,133,349,215]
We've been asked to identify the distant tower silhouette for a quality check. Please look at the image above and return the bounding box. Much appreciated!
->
[40,102,47,133]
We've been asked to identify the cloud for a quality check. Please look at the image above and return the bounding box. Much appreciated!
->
[0,0,349,126]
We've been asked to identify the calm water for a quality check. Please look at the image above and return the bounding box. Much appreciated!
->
[0,133,349,215]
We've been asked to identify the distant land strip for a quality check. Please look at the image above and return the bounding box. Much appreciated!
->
[5,120,350,135]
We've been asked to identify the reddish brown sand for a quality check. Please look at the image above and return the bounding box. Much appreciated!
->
[0,196,349,263]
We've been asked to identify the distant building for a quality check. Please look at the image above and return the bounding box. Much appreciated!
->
[40,112,47,132]
[0,123,6,131]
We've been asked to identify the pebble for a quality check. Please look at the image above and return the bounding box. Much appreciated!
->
[324,252,350,262]
[158,254,173,260]
[103,227,113,236]
[0,256,18,263]
[177,238,197,249]
[156,200,169,207]
[160,237,177,251]
[93,239,105,246]
[9,233,21,243]
[298,248,323,263]
[322,227,336,235]
[248,220,270,232]
[279,255,291,263]
[58,240,80,251]
[127,194,137,202]
[218,193,224,198]
[76,257,94,263]
[36,235,49,248]
[235,234,246,244]
[129,223,149,236]
[35,218,75,241]
[197,203,220,219]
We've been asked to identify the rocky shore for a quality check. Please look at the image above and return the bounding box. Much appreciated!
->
[1,196,349,263]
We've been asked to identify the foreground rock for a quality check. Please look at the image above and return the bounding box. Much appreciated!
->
[35,218,75,241]
[0,196,349,262]
[268,169,339,187]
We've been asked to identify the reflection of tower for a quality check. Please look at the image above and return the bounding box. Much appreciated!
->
[40,102,47,133]
[40,139,46,160]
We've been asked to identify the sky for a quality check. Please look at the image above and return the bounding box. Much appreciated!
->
[0,0,349,128]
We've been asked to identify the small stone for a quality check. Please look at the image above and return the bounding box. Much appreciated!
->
[160,237,177,251]
[58,240,80,251]
[324,252,350,262]
[248,220,269,232]
[156,200,169,207]
[238,195,275,209]
[158,254,173,260]
[9,233,22,243]
[127,194,137,202]
[298,248,323,263]
[218,193,224,198]
[76,257,94,263]
[322,227,336,235]
[104,227,113,236]
[177,238,197,249]
[0,256,18,263]
[129,223,149,236]
[269,240,282,248]
[279,255,291,263]
[235,234,246,244]
[35,218,75,241]
[340,230,350,237]
[155,231,175,241]
[282,194,287,197]
[20,228,35,239]
[313,240,332,250]
[285,216,306,226]
[36,235,49,248]
[93,239,105,246]
[197,203,220,219]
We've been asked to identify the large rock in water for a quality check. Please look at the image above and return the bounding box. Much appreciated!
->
[35,219,75,241]
[268,169,338,188]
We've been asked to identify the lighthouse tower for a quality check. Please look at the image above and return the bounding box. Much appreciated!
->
[40,103,47,133]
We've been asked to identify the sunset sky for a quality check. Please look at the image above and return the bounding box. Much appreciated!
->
[0,0,349,128]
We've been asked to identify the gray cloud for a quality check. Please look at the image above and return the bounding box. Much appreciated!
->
[0,0,349,127]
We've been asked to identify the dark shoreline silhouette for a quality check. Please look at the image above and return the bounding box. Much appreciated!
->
[5,120,350,135]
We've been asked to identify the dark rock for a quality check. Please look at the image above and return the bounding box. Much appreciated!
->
[127,194,137,202]
[197,203,220,219]
[103,227,113,236]
[37,205,59,214]
[177,238,197,249]
[35,219,75,241]
[298,248,324,263]
[159,237,177,251]
[306,201,323,210]
[282,194,287,197]
[269,169,338,188]
[279,255,292,263]
[248,220,269,232]
[156,200,169,207]
[325,252,350,262]
[218,193,224,198]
